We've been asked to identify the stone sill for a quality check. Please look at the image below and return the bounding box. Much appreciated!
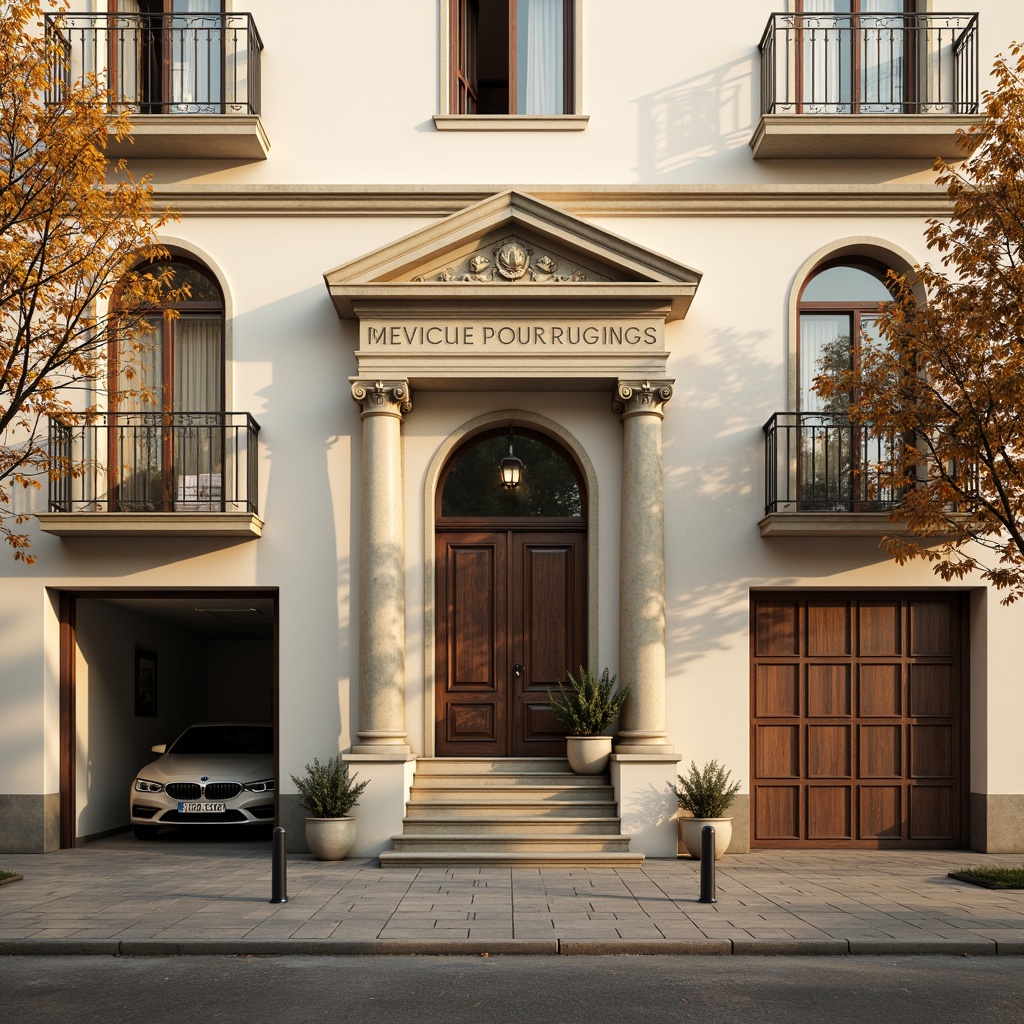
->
[749,113,978,159]
[36,512,264,538]
[433,114,589,131]
[105,114,270,160]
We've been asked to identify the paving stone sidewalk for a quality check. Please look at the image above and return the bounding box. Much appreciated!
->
[2,835,1023,955]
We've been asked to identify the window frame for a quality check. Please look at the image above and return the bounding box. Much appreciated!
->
[437,0,587,130]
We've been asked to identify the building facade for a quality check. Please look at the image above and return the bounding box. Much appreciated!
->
[3,0,1022,859]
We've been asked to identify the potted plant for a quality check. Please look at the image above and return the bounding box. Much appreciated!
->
[672,760,741,860]
[290,755,368,860]
[548,667,630,774]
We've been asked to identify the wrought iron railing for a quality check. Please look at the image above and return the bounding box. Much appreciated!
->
[763,412,903,515]
[44,12,262,115]
[49,412,260,515]
[758,11,978,115]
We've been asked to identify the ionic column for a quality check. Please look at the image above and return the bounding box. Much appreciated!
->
[613,379,675,755]
[350,378,412,756]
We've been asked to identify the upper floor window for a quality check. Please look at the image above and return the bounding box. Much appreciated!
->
[451,0,574,115]
[110,0,227,114]
[796,0,916,114]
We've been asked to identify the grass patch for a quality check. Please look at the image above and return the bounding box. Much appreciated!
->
[0,870,23,886]
[948,865,1024,890]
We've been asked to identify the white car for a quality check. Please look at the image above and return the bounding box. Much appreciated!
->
[130,723,275,839]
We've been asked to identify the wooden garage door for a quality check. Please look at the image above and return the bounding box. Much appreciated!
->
[751,594,967,848]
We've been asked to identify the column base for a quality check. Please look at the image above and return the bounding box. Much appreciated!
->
[352,730,412,758]
[614,732,676,756]
[349,743,413,757]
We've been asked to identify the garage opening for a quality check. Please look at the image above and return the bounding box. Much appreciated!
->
[58,590,277,848]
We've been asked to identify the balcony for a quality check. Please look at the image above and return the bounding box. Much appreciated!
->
[759,412,906,537]
[36,412,263,538]
[45,12,268,160]
[751,11,979,159]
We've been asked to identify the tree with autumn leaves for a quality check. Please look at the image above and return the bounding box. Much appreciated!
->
[816,44,1024,603]
[0,0,175,562]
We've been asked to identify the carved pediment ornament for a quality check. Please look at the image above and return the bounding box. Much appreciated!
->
[495,241,530,280]
[412,235,606,284]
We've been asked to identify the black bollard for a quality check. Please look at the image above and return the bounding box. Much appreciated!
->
[698,824,717,903]
[270,826,288,904]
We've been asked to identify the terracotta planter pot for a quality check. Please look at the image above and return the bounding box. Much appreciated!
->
[677,816,732,860]
[565,735,612,774]
[305,816,356,860]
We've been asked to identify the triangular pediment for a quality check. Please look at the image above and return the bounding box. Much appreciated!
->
[324,191,701,321]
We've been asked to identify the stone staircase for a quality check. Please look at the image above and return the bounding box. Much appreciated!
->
[378,757,644,868]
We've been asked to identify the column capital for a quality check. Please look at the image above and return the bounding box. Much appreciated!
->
[350,378,412,417]
[612,379,674,419]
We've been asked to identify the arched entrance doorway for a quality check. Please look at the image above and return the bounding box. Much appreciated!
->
[435,426,587,757]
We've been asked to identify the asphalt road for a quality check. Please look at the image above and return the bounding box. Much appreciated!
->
[2,954,1021,1024]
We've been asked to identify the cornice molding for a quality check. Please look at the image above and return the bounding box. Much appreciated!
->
[150,183,952,219]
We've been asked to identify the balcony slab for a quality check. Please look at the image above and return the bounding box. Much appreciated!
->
[749,113,979,160]
[105,115,270,161]
[36,512,264,538]
[758,512,912,537]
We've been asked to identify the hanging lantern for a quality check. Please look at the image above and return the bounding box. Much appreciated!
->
[499,424,524,490]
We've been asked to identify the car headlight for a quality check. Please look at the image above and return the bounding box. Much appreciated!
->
[134,778,164,793]
[243,779,275,793]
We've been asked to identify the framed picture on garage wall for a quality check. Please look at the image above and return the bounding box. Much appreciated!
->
[135,649,157,717]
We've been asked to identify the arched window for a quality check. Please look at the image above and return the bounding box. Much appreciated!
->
[111,256,225,511]
[798,259,895,413]
[114,257,224,415]
[795,258,899,510]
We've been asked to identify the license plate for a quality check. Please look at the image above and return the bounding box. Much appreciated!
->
[178,801,226,813]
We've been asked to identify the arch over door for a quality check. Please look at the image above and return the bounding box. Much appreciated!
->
[435,428,587,757]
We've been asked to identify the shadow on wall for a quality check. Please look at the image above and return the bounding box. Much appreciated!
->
[663,325,784,679]
[244,283,353,754]
[635,56,755,177]
[627,779,679,837]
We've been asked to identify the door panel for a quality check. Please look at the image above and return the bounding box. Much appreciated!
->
[436,528,585,757]
[751,593,966,848]
[436,533,507,756]
[510,533,586,756]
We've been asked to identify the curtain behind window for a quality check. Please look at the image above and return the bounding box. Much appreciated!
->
[171,0,222,112]
[517,0,563,114]
[173,316,224,509]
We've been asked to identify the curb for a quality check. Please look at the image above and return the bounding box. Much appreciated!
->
[1,936,1021,957]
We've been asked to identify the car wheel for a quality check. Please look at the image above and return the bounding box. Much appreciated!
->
[133,825,159,840]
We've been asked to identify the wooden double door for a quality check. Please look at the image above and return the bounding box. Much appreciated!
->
[751,593,967,848]
[435,528,586,757]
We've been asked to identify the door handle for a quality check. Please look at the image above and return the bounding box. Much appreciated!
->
[512,663,524,678]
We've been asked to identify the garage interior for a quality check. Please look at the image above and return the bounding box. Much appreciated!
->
[62,591,277,846]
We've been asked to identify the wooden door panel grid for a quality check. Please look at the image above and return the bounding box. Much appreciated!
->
[751,595,965,847]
